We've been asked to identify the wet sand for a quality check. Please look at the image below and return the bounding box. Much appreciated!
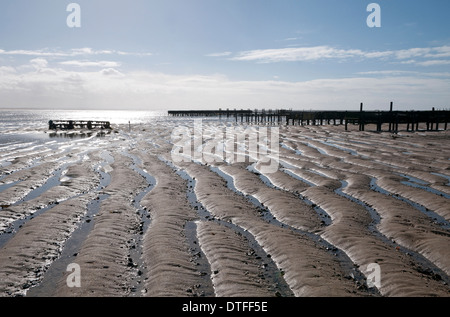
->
[0,120,449,297]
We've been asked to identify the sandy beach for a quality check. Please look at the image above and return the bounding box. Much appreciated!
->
[0,118,449,297]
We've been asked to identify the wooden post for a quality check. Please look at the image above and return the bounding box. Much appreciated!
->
[433,108,440,131]
[359,103,364,131]
[389,102,393,132]
[394,112,399,134]
[430,107,435,130]
[377,111,382,132]
[345,111,348,131]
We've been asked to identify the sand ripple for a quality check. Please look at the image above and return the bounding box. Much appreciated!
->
[0,123,449,297]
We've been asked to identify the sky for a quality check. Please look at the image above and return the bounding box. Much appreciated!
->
[0,0,450,111]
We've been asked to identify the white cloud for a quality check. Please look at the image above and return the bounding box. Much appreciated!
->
[0,60,448,110]
[231,46,365,63]
[230,45,450,67]
[357,70,419,76]
[424,45,450,58]
[393,47,431,59]
[357,70,450,77]
[415,60,450,67]
[206,51,233,57]
[30,58,49,69]
[0,46,449,110]
[399,59,417,65]
[0,66,16,74]
[0,49,66,57]
[0,48,152,58]
[100,68,124,76]
[117,51,153,57]
[60,60,121,68]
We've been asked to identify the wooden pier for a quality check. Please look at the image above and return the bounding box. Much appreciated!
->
[168,104,449,132]
[48,120,111,130]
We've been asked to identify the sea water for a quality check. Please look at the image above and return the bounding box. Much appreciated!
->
[0,109,168,133]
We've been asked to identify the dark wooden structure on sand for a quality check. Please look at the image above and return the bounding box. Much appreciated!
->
[168,103,449,133]
[48,120,111,130]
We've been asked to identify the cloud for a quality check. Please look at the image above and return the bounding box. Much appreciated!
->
[415,60,450,67]
[357,70,418,76]
[117,51,153,57]
[30,58,49,69]
[0,66,16,74]
[0,60,449,110]
[0,49,67,57]
[59,60,121,68]
[230,45,450,67]
[393,47,431,59]
[100,68,124,76]
[231,46,366,63]
[0,47,449,110]
[0,48,152,58]
[206,51,233,57]
[357,70,450,78]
